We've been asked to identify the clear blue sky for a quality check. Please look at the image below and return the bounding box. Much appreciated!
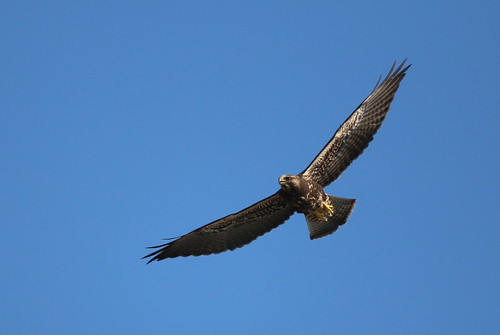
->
[2,1,499,334]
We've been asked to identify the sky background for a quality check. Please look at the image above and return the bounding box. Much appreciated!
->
[2,1,499,334]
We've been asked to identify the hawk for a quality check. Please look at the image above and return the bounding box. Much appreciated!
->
[144,60,410,262]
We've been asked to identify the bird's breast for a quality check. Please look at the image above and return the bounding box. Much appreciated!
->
[281,178,326,214]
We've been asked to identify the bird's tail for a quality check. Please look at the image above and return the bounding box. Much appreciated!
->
[305,195,356,240]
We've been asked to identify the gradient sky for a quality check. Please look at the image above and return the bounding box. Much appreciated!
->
[2,1,499,334]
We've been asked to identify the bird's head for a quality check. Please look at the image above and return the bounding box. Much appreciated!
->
[279,174,301,192]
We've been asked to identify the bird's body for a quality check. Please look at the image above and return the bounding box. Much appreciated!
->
[278,174,337,224]
[144,60,411,262]
[278,175,327,215]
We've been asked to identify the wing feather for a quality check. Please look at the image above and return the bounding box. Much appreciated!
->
[300,60,411,186]
[143,192,294,261]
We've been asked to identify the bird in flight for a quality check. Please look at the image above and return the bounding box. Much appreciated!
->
[144,60,411,262]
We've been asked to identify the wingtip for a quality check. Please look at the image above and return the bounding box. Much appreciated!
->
[371,59,411,92]
[394,59,412,75]
[143,252,164,264]
[387,59,411,79]
[142,244,169,263]
[145,257,157,264]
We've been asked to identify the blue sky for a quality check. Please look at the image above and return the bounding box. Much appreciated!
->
[1,1,499,334]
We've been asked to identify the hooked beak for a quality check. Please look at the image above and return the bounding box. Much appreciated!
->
[279,175,291,185]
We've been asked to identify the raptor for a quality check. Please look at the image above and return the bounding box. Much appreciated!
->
[144,60,411,262]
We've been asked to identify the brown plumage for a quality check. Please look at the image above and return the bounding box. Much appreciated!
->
[144,60,411,262]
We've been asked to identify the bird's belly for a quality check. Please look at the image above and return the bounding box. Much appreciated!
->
[290,193,325,214]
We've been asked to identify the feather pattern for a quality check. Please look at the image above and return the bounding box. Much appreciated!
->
[300,60,411,186]
[143,192,294,262]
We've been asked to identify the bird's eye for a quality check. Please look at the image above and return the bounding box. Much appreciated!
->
[284,176,290,181]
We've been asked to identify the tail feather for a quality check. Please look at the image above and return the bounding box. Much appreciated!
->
[306,195,356,240]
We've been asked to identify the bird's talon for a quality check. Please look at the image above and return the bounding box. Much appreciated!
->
[323,201,334,215]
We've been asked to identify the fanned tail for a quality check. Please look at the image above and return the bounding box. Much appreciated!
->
[306,195,356,240]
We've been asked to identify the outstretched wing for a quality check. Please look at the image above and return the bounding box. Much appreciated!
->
[300,60,411,187]
[143,192,294,262]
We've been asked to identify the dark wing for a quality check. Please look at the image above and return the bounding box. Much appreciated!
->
[300,60,411,187]
[143,192,294,262]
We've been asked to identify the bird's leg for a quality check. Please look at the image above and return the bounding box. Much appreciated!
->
[322,200,334,216]
[309,200,335,222]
